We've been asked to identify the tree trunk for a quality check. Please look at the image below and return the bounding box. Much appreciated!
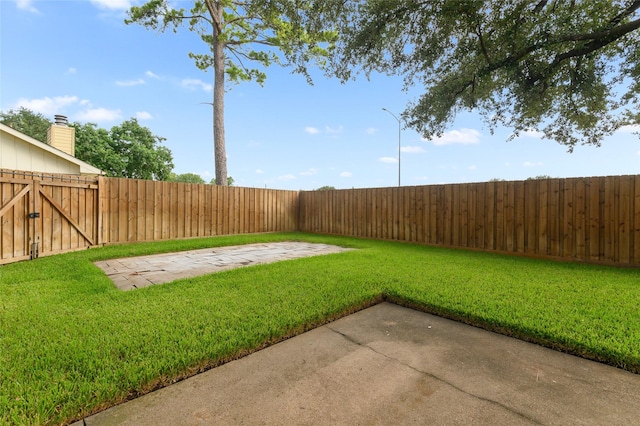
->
[212,9,227,186]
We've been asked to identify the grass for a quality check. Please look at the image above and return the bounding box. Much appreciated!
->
[0,232,639,425]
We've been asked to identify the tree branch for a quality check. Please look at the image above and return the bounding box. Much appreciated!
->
[556,18,640,60]
[557,16,640,43]
[532,0,549,14]
[475,24,491,64]
[226,38,278,46]
[204,0,222,34]
[169,14,213,26]
[227,45,250,72]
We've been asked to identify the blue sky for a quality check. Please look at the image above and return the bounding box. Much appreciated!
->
[2,0,639,190]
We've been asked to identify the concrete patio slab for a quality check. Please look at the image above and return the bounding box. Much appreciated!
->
[94,242,352,291]
[75,303,640,425]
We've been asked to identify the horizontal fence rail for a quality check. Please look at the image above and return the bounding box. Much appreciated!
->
[298,176,640,266]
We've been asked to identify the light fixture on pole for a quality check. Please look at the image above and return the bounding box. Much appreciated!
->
[382,108,401,187]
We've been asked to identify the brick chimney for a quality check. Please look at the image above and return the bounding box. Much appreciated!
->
[46,115,75,156]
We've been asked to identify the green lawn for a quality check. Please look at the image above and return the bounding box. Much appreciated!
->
[1,232,639,425]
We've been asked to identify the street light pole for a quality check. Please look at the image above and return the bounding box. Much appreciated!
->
[382,108,401,187]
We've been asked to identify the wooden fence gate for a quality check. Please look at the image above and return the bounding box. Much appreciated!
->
[0,170,101,264]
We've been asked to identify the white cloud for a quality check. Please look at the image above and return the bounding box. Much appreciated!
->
[89,0,132,10]
[145,70,161,79]
[468,165,478,170]
[255,169,264,174]
[379,157,397,164]
[116,78,145,87]
[366,127,378,135]
[521,129,544,138]
[181,78,213,92]
[618,124,640,133]
[16,0,39,13]
[136,111,152,120]
[14,95,125,124]
[76,108,122,122]
[523,161,543,167]
[66,67,77,75]
[340,171,352,178]
[304,126,320,135]
[14,96,79,115]
[424,128,481,146]
[300,168,318,176]
[325,125,343,134]
[401,145,425,153]
[277,174,296,181]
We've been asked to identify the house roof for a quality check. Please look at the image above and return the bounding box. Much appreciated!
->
[0,123,104,176]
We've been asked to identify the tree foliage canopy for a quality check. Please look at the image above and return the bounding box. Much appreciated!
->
[210,176,235,186]
[169,172,206,184]
[320,0,640,150]
[127,0,336,85]
[0,107,51,142]
[126,0,337,185]
[74,119,174,180]
[0,108,174,180]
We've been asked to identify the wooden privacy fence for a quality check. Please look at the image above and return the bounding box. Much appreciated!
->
[2,170,640,266]
[0,170,298,264]
[100,177,298,244]
[299,175,640,266]
[0,170,100,264]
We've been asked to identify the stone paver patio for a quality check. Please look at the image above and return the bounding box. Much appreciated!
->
[95,242,352,291]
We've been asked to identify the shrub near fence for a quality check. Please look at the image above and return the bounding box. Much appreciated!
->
[298,175,640,266]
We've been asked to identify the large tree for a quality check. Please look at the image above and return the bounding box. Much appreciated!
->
[74,119,174,180]
[72,122,123,174]
[126,0,336,185]
[0,108,51,142]
[319,0,640,151]
[0,108,174,179]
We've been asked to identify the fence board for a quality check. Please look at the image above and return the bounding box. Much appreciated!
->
[451,185,460,246]
[548,179,560,257]
[635,176,640,264]
[468,184,476,247]
[495,181,505,251]
[459,184,468,247]
[443,185,452,245]
[485,182,495,250]
[574,178,586,259]
[604,177,616,262]
[619,176,632,263]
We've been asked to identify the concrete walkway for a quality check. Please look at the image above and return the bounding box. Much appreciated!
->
[76,303,640,425]
[95,242,352,291]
